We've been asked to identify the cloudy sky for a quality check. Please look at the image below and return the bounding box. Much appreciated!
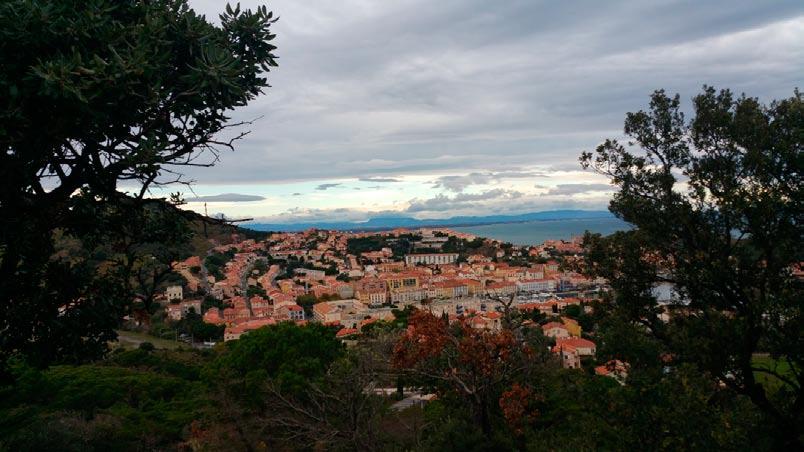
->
[165,0,803,223]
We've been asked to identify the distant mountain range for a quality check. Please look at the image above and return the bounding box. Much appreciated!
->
[244,209,615,232]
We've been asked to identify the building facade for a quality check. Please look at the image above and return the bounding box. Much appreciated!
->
[404,253,459,266]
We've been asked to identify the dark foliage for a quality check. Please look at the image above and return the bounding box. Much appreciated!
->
[0,0,278,372]
[580,86,803,448]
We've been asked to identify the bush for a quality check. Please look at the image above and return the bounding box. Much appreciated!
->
[138,342,155,352]
[207,322,343,394]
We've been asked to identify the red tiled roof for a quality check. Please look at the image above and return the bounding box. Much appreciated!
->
[336,328,359,338]
[556,337,596,349]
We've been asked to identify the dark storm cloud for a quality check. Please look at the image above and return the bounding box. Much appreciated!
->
[185,0,803,187]
[186,193,265,202]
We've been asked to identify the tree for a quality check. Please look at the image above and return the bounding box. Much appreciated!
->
[392,310,551,438]
[562,304,581,319]
[208,323,343,395]
[246,285,266,298]
[174,309,223,343]
[580,87,802,448]
[296,294,319,317]
[0,359,209,450]
[0,0,278,372]
[201,295,223,314]
[255,349,391,450]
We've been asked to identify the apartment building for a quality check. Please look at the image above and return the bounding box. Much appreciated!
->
[404,253,459,266]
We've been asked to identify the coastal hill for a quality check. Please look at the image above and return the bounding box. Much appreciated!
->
[245,209,615,232]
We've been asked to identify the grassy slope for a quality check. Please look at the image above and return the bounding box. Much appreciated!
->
[115,330,184,350]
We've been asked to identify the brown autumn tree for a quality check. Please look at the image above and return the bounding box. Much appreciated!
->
[392,310,551,437]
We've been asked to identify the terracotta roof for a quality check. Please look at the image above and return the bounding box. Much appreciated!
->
[314,303,334,314]
[486,281,516,289]
[556,337,596,349]
[336,328,359,338]
[595,360,629,376]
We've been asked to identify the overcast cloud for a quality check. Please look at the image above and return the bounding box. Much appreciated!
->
[178,0,804,221]
[359,177,402,183]
[546,184,614,196]
[185,193,266,202]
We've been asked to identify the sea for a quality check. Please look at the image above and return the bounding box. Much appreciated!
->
[451,217,630,246]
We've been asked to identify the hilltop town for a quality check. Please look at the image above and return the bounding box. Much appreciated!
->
[151,227,609,369]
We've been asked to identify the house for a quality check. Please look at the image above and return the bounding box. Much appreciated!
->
[552,337,596,369]
[312,299,367,325]
[166,299,202,321]
[595,360,630,384]
[468,311,503,331]
[276,304,305,321]
[287,304,305,321]
[311,284,337,299]
[541,321,570,339]
[224,318,276,341]
[203,307,225,325]
[312,302,339,323]
[336,328,359,339]
[165,285,183,302]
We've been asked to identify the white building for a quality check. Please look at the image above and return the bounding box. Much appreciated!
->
[165,285,183,302]
[404,253,459,266]
[364,290,387,307]
[390,288,426,304]
[516,279,556,293]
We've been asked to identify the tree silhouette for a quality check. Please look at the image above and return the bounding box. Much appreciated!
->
[0,0,278,373]
[580,87,802,448]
